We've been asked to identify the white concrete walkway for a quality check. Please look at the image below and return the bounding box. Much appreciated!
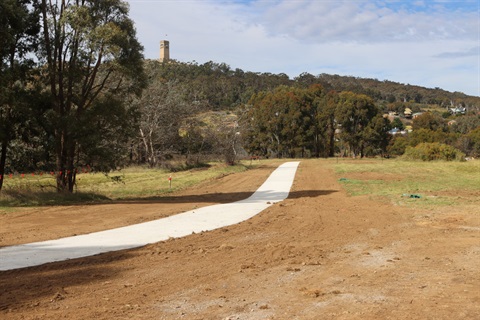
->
[0,162,300,271]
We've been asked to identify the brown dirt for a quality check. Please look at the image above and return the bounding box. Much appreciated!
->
[1,159,479,319]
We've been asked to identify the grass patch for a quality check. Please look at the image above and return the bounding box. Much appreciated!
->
[0,161,259,208]
[332,158,480,209]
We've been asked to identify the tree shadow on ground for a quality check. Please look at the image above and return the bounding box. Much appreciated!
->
[108,189,339,205]
[0,248,135,311]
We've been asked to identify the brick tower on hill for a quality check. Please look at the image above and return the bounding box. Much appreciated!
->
[160,40,170,62]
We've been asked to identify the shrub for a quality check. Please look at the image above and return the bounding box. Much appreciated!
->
[387,135,408,156]
[403,142,465,161]
[467,127,480,157]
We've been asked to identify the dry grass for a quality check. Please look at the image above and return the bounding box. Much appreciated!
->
[0,161,261,210]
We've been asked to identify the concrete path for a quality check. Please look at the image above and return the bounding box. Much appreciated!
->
[0,162,300,271]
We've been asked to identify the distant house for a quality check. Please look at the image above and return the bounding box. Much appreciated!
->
[404,107,412,119]
[388,128,400,135]
[449,107,466,115]
[388,127,406,135]
[412,112,423,119]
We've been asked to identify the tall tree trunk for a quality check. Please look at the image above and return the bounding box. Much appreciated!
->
[149,130,156,167]
[328,123,335,157]
[0,140,7,191]
[313,129,320,158]
[66,141,76,192]
[55,127,67,192]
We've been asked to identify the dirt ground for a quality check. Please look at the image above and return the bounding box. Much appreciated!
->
[0,159,479,319]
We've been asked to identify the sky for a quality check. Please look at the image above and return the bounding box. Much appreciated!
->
[125,0,480,97]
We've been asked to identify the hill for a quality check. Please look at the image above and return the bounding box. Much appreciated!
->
[146,59,480,111]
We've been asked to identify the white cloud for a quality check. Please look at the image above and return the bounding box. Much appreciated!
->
[126,0,480,96]
[254,1,477,43]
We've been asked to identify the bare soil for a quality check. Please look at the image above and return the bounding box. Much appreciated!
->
[1,160,479,319]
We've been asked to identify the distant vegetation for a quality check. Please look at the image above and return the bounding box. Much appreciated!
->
[2,0,479,193]
[131,60,479,163]
[403,143,465,162]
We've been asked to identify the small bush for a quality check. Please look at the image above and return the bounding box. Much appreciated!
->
[403,142,465,161]
[160,159,211,172]
[387,135,408,156]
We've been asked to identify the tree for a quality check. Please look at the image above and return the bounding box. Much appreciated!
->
[312,87,337,157]
[387,135,408,156]
[335,92,379,157]
[294,72,317,88]
[243,85,345,159]
[466,128,480,158]
[412,112,446,131]
[241,93,272,157]
[391,117,404,130]
[135,77,190,166]
[457,127,480,158]
[0,0,39,191]
[362,114,392,156]
[406,128,455,148]
[181,119,216,164]
[39,0,145,192]
[74,94,140,171]
[243,89,286,158]
[212,119,241,165]
[244,86,312,158]
[449,114,480,134]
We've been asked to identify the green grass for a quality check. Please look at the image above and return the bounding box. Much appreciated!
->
[332,158,480,209]
[0,161,259,210]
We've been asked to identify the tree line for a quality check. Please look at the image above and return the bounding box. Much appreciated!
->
[241,85,390,158]
[2,0,479,193]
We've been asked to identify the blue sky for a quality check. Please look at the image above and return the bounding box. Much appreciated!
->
[126,0,479,96]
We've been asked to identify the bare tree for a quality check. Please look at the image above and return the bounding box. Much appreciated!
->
[135,77,190,166]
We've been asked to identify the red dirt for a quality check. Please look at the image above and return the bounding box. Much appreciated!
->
[1,159,479,319]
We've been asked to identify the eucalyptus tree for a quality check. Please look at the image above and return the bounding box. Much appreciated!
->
[322,91,340,157]
[412,112,446,132]
[335,92,379,157]
[39,0,145,192]
[244,86,315,158]
[304,84,335,157]
[361,114,392,157]
[0,0,39,191]
[242,90,280,157]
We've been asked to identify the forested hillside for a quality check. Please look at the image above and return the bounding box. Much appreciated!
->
[296,73,480,108]
[141,60,480,112]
